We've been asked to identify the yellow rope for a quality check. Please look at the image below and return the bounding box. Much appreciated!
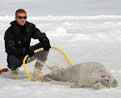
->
[23,46,72,81]
[23,55,33,80]
[51,46,72,65]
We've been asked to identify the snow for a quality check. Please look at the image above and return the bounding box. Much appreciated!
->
[0,16,121,98]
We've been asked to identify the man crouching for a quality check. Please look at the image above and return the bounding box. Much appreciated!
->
[4,9,51,79]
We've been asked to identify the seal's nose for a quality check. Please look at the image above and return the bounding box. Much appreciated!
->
[111,80,118,87]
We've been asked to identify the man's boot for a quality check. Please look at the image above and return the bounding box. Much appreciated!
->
[10,68,19,79]
[32,61,44,81]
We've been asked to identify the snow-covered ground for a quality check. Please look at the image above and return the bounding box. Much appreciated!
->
[0,16,121,98]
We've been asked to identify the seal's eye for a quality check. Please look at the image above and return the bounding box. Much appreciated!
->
[101,75,105,78]
[95,80,99,83]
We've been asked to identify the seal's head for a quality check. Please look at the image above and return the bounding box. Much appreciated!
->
[100,73,118,88]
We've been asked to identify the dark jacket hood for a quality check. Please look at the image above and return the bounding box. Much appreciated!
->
[10,20,29,26]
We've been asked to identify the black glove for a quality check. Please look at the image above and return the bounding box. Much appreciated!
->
[26,49,35,57]
[41,38,51,51]
[21,48,34,57]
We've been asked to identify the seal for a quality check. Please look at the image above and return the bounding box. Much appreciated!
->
[43,62,118,89]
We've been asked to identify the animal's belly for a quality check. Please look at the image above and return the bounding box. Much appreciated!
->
[60,67,84,82]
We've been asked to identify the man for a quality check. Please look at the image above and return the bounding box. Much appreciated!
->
[4,9,51,79]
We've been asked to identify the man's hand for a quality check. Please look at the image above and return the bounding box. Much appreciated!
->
[22,48,34,57]
[26,49,35,57]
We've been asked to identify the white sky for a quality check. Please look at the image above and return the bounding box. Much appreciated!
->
[0,0,121,16]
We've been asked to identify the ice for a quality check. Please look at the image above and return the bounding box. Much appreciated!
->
[0,16,121,98]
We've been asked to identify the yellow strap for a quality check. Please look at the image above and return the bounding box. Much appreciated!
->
[23,55,33,80]
[23,46,72,81]
[51,46,72,65]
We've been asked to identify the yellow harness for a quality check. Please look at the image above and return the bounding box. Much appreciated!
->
[23,46,72,81]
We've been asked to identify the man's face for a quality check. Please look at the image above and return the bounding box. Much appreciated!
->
[16,13,27,26]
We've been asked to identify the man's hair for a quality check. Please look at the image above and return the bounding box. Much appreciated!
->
[15,9,27,17]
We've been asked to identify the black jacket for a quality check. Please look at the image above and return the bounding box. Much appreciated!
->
[4,20,50,56]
